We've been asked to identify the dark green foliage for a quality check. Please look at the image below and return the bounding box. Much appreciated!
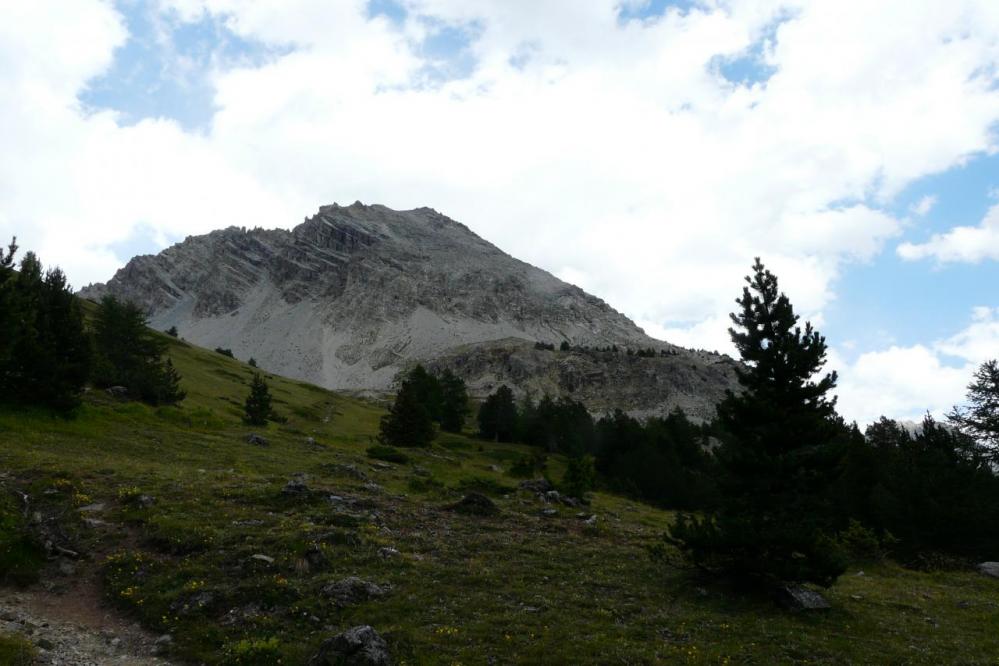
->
[92,295,185,405]
[477,385,518,442]
[0,494,44,586]
[594,408,717,509]
[519,394,596,455]
[665,259,847,587]
[379,378,435,447]
[559,341,571,351]
[509,450,548,477]
[561,455,596,499]
[439,369,469,433]
[533,341,555,351]
[837,414,999,560]
[166,326,178,337]
[215,347,234,358]
[948,359,999,462]
[243,372,273,426]
[366,445,410,464]
[0,242,90,412]
[406,365,443,421]
[248,357,257,368]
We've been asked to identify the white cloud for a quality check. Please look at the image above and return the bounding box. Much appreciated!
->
[898,202,999,263]
[832,306,999,424]
[910,194,937,216]
[1,0,998,418]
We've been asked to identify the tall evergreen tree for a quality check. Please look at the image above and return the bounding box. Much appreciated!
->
[665,258,847,588]
[379,379,435,447]
[92,295,184,405]
[243,372,273,426]
[0,246,89,412]
[405,365,443,422]
[948,359,999,463]
[438,369,469,433]
[478,385,518,442]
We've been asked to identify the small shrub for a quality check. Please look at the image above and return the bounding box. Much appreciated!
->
[215,347,234,358]
[224,636,282,665]
[0,633,37,665]
[561,455,596,499]
[0,496,44,586]
[408,477,445,494]
[456,476,515,497]
[366,445,409,464]
[509,451,548,478]
[835,520,898,564]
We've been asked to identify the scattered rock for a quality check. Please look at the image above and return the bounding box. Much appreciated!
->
[78,502,106,513]
[283,477,310,496]
[105,385,129,399]
[322,576,391,607]
[362,482,384,493]
[377,547,400,559]
[153,634,173,655]
[488,464,502,473]
[135,494,156,508]
[447,492,500,517]
[245,433,269,446]
[308,625,392,666]
[325,463,368,480]
[519,478,553,493]
[776,584,830,611]
[250,554,275,565]
[977,562,999,579]
[540,508,558,518]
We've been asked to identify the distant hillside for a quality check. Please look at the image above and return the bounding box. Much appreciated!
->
[81,202,736,417]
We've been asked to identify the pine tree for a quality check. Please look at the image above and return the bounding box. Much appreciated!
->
[664,258,847,588]
[248,357,258,368]
[0,248,89,412]
[92,295,184,405]
[948,359,999,463]
[379,379,435,447]
[244,372,273,426]
[438,369,468,433]
[405,365,443,421]
[478,385,518,442]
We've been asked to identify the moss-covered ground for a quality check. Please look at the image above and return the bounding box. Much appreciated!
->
[1,333,998,664]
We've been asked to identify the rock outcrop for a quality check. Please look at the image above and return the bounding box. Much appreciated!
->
[81,202,736,417]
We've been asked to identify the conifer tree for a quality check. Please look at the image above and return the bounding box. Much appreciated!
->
[379,379,435,447]
[948,359,999,463]
[665,258,847,588]
[92,295,184,405]
[478,385,518,442]
[405,365,443,421]
[438,369,469,433]
[244,372,273,426]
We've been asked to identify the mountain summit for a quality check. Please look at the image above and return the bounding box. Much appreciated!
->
[82,203,735,417]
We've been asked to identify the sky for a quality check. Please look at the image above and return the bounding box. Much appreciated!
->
[1,0,998,425]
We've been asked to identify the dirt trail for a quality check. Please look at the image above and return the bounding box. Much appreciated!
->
[0,575,175,665]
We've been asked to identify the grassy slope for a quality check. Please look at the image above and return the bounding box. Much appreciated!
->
[1,331,998,664]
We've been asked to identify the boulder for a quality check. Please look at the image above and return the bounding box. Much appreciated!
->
[282,477,310,496]
[246,433,269,446]
[447,492,500,517]
[105,386,129,399]
[377,547,400,559]
[519,478,553,493]
[322,576,390,607]
[977,562,999,579]
[776,584,830,611]
[308,625,392,666]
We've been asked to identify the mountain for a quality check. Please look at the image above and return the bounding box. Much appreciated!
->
[80,202,736,418]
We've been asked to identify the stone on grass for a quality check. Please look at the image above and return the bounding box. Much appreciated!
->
[776,584,830,611]
[250,554,275,565]
[105,386,129,399]
[519,478,553,493]
[377,547,400,559]
[246,433,269,446]
[282,477,310,496]
[308,625,392,666]
[977,562,999,579]
[447,492,500,517]
[322,576,391,608]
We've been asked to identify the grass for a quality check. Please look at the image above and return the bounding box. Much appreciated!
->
[1,331,998,663]
[0,633,37,665]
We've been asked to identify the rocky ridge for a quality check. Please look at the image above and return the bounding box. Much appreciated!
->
[81,202,736,417]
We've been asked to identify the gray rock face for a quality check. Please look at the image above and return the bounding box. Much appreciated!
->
[776,584,831,611]
[309,625,392,666]
[978,562,999,578]
[82,202,737,416]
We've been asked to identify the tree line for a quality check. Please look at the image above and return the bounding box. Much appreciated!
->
[395,258,999,590]
[0,239,184,413]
